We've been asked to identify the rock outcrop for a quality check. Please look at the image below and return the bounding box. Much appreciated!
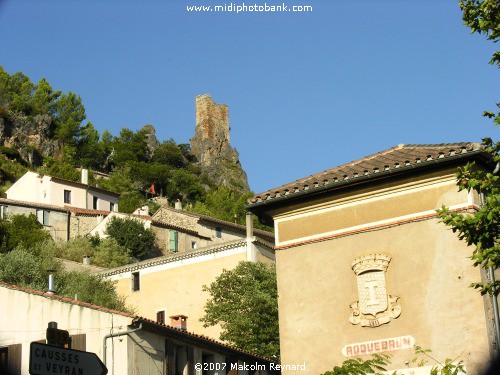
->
[190,94,250,192]
[0,111,62,165]
[141,124,160,159]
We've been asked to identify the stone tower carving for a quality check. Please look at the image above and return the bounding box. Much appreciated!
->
[190,94,250,192]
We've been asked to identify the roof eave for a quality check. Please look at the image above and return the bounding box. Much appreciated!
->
[246,150,492,223]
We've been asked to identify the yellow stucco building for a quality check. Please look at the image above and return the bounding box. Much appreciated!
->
[100,210,275,340]
[247,143,496,375]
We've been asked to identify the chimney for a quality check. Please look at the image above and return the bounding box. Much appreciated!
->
[83,256,91,266]
[174,199,182,210]
[246,212,254,239]
[47,269,56,294]
[81,168,89,185]
[169,315,188,331]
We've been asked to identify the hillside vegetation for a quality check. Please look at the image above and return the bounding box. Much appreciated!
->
[0,66,267,228]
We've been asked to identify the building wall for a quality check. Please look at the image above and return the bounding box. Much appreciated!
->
[6,171,118,211]
[0,286,272,375]
[109,248,249,340]
[50,180,87,208]
[90,212,150,239]
[272,169,491,375]
[86,189,119,211]
[6,172,49,204]
[106,242,275,340]
[152,223,248,255]
[69,214,105,239]
[0,286,131,375]
[1,204,69,241]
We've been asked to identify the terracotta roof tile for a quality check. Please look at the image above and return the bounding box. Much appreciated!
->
[0,198,70,212]
[0,282,275,362]
[96,239,251,277]
[135,316,275,362]
[153,206,274,242]
[49,175,120,197]
[0,282,134,318]
[248,142,484,205]
[65,206,111,216]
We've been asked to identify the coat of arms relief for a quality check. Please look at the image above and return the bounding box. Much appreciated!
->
[349,254,401,327]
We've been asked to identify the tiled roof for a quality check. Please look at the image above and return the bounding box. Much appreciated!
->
[50,175,120,197]
[151,218,202,237]
[135,317,275,362]
[65,206,111,216]
[0,282,274,362]
[0,281,134,318]
[153,206,275,242]
[0,198,70,212]
[96,239,251,277]
[248,142,486,206]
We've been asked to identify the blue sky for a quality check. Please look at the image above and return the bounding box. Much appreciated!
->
[0,0,498,194]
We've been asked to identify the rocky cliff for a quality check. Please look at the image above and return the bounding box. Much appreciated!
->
[0,111,61,165]
[190,94,250,192]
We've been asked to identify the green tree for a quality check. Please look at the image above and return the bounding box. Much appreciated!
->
[75,122,104,169]
[190,186,245,223]
[152,139,188,168]
[411,346,466,375]
[51,236,132,268]
[200,261,279,359]
[437,1,500,295]
[105,216,156,259]
[320,354,391,375]
[93,237,132,268]
[111,128,149,165]
[38,158,81,182]
[0,246,58,290]
[0,242,131,313]
[58,270,130,312]
[188,187,273,231]
[0,214,52,253]
[32,78,61,116]
[53,91,86,145]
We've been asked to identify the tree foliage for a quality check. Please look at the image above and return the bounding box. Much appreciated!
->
[321,347,465,375]
[53,236,132,268]
[437,140,500,295]
[0,240,131,312]
[320,354,391,375]
[411,346,466,375]
[200,261,279,359]
[0,214,52,253]
[105,216,157,259]
[460,0,500,66]
[438,1,500,296]
[0,65,256,233]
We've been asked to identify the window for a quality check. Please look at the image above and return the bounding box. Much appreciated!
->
[110,202,115,212]
[191,241,197,250]
[36,209,49,225]
[0,205,8,219]
[92,196,98,210]
[215,227,222,238]
[0,344,21,375]
[156,310,165,325]
[131,272,140,291]
[63,190,71,204]
[169,231,178,253]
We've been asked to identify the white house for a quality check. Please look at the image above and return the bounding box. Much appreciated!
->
[0,282,275,375]
[5,169,119,212]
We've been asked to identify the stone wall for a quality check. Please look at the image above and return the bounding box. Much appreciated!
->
[69,214,104,238]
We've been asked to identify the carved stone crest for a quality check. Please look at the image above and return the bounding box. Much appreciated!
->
[349,254,401,327]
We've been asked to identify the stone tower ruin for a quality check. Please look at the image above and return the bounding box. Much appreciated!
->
[190,94,250,192]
